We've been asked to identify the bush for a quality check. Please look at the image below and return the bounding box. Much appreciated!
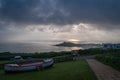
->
[0,51,71,60]
[78,48,104,56]
[95,53,120,71]
[53,55,73,63]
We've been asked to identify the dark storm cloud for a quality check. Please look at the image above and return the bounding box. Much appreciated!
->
[0,0,66,25]
[59,0,120,24]
[0,0,120,30]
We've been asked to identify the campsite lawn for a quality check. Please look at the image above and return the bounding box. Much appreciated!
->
[0,60,97,80]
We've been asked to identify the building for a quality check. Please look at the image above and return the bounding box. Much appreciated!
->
[102,43,120,50]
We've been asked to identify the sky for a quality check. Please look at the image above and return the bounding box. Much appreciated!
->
[0,0,120,43]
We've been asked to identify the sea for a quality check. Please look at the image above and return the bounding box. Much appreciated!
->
[0,41,101,53]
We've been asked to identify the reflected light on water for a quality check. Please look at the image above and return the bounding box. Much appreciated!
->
[64,47,83,51]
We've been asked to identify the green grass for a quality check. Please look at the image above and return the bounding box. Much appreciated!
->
[0,61,10,69]
[0,60,97,80]
[0,61,9,64]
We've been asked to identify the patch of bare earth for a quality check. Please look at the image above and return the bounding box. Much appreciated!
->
[87,59,120,80]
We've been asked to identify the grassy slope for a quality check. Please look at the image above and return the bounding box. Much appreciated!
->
[0,61,9,64]
[0,60,97,80]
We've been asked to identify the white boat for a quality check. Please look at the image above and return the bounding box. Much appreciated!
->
[4,57,54,73]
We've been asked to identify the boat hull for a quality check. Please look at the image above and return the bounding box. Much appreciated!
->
[4,65,37,72]
[4,58,54,72]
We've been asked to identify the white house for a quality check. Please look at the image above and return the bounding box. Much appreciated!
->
[102,43,120,50]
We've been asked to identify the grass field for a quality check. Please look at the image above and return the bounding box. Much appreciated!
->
[0,60,97,80]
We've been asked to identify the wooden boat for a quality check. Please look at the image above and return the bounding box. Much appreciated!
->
[4,58,54,73]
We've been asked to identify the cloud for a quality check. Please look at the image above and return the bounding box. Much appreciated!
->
[0,0,120,29]
[0,0,120,43]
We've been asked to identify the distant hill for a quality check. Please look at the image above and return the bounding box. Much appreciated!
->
[55,42,102,48]
[55,42,78,47]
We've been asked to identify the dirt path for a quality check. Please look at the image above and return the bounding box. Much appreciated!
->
[87,59,120,80]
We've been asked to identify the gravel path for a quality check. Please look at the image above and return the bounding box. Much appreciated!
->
[87,59,120,80]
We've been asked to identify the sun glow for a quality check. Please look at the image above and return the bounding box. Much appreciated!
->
[68,39,80,42]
